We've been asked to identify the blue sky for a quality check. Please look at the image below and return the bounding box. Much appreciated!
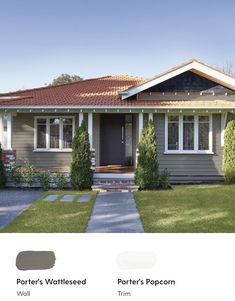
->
[0,0,235,92]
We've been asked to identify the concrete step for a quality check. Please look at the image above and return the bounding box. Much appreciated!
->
[92,184,139,192]
[93,179,135,185]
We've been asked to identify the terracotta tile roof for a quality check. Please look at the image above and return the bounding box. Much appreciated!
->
[0,74,235,108]
[0,76,145,107]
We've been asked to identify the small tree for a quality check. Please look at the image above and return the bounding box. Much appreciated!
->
[223,120,235,183]
[0,144,6,188]
[135,120,159,189]
[51,73,83,85]
[70,121,93,190]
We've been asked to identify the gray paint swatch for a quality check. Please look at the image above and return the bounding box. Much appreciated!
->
[16,251,56,271]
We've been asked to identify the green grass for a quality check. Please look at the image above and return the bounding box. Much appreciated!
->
[0,190,97,233]
[134,184,235,233]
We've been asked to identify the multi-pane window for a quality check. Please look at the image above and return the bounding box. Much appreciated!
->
[168,116,179,150]
[198,116,209,150]
[37,118,47,148]
[183,116,194,150]
[36,117,74,150]
[50,118,60,149]
[166,115,212,153]
[62,118,73,149]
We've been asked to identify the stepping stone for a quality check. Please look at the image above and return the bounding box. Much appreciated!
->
[78,195,92,203]
[60,195,75,202]
[44,195,58,202]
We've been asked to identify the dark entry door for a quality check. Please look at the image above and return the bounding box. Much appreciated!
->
[100,114,125,165]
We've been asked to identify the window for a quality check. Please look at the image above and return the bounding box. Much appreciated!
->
[35,116,74,151]
[37,118,47,148]
[166,114,212,153]
[62,118,73,149]
[183,116,194,150]
[168,116,179,150]
[198,116,209,150]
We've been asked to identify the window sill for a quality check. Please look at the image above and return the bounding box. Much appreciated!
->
[33,149,72,153]
[164,151,214,155]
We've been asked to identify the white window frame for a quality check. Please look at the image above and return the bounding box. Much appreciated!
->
[165,114,213,154]
[34,116,75,152]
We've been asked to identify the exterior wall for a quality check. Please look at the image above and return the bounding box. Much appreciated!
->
[153,113,224,182]
[12,113,79,171]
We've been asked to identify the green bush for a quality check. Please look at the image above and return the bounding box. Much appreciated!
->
[223,120,235,183]
[55,172,67,190]
[70,120,93,190]
[0,144,6,188]
[135,120,159,189]
[20,159,35,188]
[8,164,21,187]
[159,168,171,189]
[224,169,235,184]
[38,171,50,190]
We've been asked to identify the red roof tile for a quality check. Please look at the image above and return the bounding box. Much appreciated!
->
[0,76,145,107]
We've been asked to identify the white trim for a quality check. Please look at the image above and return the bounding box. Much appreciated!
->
[79,112,84,126]
[0,113,3,147]
[221,113,228,147]
[6,114,12,150]
[121,60,235,99]
[34,116,75,151]
[165,113,213,154]
[149,112,153,121]
[138,113,144,141]
[164,151,214,155]
[1,105,235,110]
[209,115,213,151]
[88,112,93,148]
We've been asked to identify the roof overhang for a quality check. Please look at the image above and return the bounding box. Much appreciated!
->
[120,59,235,99]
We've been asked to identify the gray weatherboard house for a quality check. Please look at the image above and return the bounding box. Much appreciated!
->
[0,59,235,186]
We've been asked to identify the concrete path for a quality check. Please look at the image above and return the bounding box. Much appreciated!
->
[0,189,43,229]
[86,192,144,233]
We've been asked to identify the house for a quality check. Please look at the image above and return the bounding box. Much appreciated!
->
[0,59,235,184]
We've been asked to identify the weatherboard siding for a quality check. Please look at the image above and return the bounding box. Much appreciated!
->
[153,113,224,181]
[12,113,79,170]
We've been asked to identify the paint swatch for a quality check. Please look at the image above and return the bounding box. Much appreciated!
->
[16,251,56,271]
[117,251,157,270]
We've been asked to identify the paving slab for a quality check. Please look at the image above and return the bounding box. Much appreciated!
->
[61,195,75,202]
[0,189,43,229]
[43,194,58,202]
[86,192,144,233]
[78,195,92,203]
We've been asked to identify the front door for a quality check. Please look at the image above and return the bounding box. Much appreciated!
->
[100,114,125,165]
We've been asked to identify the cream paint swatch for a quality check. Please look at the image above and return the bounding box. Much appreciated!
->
[116,251,157,270]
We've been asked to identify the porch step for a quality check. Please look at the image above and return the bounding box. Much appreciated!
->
[92,184,139,192]
[93,179,135,185]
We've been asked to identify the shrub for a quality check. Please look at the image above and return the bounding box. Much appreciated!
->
[135,120,159,189]
[159,168,171,189]
[8,164,21,187]
[70,120,93,190]
[0,144,6,188]
[55,173,67,190]
[20,159,35,188]
[38,171,50,190]
[224,169,235,184]
[223,120,235,183]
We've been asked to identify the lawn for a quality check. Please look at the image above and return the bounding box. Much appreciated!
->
[0,190,97,233]
[134,184,235,233]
